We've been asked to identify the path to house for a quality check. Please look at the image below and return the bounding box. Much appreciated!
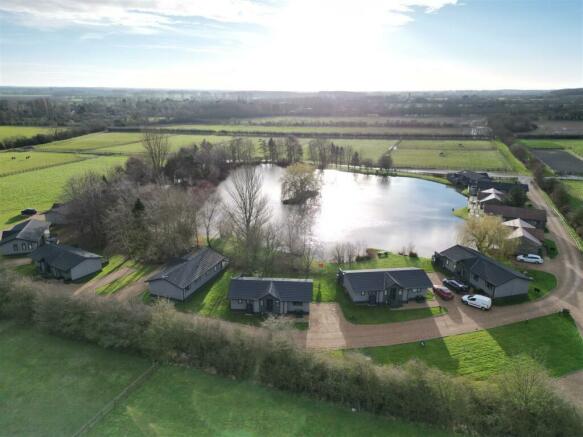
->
[306,182,583,349]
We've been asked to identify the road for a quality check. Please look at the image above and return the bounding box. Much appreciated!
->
[305,182,583,349]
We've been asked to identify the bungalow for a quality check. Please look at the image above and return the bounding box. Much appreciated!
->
[483,204,547,230]
[229,277,313,315]
[475,180,529,194]
[338,268,432,308]
[30,243,103,281]
[146,247,228,301]
[433,245,531,299]
[0,219,50,256]
[503,219,542,255]
[447,171,491,187]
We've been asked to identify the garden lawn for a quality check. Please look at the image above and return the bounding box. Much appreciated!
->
[0,155,126,226]
[392,149,512,171]
[0,320,151,437]
[96,261,156,295]
[0,151,87,176]
[0,125,53,141]
[452,207,469,220]
[90,365,454,437]
[176,270,264,325]
[519,138,583,158]
[356,313,583,380]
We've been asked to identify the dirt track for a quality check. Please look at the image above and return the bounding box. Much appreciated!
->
[306,183,583,349]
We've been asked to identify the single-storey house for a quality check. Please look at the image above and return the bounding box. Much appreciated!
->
[30,243,103,281]
[338,268,432,308]
[229,277,313,315]
[146,247,228,301]
[433,245,531,299]
[483,204,547,230]
[476,180,529,194]
[44,203,71,225]
[479,192,504,206]
[503,218,542,254]
[0,219,50,256]
[447,171,491,187]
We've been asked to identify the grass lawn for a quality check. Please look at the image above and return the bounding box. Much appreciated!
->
[90,365,454,437]
[452,206,469,220]
[355,313,583,380]
[0,125,53,141]
[0,151,88,177]
[0,155,126,226]
[519,138,583,158]
[96,261,156,295]
[0,320,151,437]
[13,261,38,277]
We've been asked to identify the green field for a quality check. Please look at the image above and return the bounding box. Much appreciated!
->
[0,151,87,176]
[519,138,583,158]
[36,132,144,152]
[564,180,583,209]
[0,320,151,436]
[0,320,452,437]
[0,156,126,226]
[0,125,53,141]
[355,313,583,380]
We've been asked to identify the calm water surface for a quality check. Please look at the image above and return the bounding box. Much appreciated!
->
[218,165,466,257]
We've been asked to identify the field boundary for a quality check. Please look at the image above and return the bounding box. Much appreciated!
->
[0,156,92,178]
[73,362,159,437]
[540,189,583,253]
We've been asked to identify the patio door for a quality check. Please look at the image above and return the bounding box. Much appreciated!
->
[368,293,376,305]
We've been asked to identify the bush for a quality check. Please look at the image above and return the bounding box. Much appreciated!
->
[1,264,581,437]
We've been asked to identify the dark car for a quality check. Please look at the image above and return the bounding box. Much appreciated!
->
[432,284,454,300]
[20,208,37,216]
[443,278,469,293]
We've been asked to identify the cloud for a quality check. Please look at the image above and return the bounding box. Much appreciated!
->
[0,0,457,33]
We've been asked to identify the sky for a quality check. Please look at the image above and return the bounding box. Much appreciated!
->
[0,0,581,91]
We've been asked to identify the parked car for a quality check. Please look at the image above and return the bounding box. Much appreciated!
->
[432,284,454,300]
[462,294,492,310]
[516,254,543,264]
[443,278,469,293]
[20,208,37,216]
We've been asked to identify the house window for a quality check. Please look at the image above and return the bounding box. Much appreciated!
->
[21,243,26,250]
[12,244,18,252]
[473,274,479,282]
[238,299,244,304]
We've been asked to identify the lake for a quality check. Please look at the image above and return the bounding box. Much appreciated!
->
[218,165,466,257]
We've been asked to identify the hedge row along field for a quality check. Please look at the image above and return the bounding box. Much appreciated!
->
[1,267,581,437]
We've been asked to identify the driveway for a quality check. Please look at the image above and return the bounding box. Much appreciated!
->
[306,183,583,349]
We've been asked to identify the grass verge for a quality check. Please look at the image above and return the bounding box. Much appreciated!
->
[354,313,583,380]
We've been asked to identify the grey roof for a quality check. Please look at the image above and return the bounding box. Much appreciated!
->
[341,268,432,292]
[229,277,313,302]
[0,220,50,245]
[484,205,547,222]
[30,243,101,271]
[507,227,542,246]
[502,218,536,229]
[438,245,530,286]
[147,247,227,289]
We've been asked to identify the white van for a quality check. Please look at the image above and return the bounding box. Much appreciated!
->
[462,294,492,310]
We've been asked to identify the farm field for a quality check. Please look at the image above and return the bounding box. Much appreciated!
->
[0,320,151,436]
[524,120,583,136]
[90,365,453,437]
[166,123,466,136]
[36,132,144,152]
[519,138,583,158]
[0,125,53,141]
[236,115,481,127]
[0,151,87,176]
[0,320,451,437]
[529,148,583,175]
[0,156,126,226]
[564,180,583,209]
[355,313,583,380]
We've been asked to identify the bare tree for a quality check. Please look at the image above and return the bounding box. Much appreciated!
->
[459,215,518,259]
[345,242,357,265]
[200,191,223,247]
[225,166,270,270]
[332,243,347,265]
[142,130,170,183]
